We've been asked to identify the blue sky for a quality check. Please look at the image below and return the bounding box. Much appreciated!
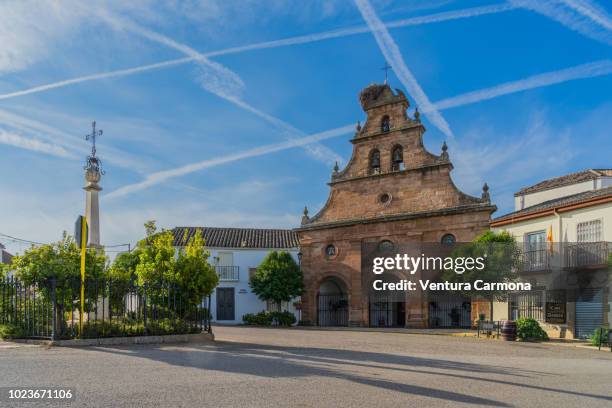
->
[0,0,610,255]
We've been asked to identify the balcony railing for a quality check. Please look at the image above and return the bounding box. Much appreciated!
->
[216,265,239,281]
[564,242,611,269]
[520,248,550,272]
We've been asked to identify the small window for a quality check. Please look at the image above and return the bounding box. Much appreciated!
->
[369,149,381,174]
[248,267,258,281]
[441,234,456,246]
[381,115,390,132]
[577,220,602,242]
[391,145,404,171]
[379,193,391,204]
[378,240,394,252]
[325,245,337,258]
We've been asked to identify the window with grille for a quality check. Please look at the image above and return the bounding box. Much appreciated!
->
[576,219,602,242]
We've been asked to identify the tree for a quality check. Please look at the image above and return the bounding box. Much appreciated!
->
[11,232,107,285]
[108,249,141,283]
[133,222,218,310]
[250,251,303,311]
[174,230,218,307]
[8,233,108,326]
[442,230,520,320]
[134,227,175,285]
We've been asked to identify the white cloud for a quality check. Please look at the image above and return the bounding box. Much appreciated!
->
[354,0,454,139]
[451,111,575,211]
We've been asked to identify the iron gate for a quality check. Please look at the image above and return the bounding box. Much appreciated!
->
[317,294,348,326]
[369,294,405,327]
[428,296,471,328]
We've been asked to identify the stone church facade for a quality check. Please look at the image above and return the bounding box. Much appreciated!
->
[295,83,496,328]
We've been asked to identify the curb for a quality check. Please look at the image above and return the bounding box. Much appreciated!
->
[1,332,214,348]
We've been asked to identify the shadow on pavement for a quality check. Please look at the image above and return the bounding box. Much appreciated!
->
[83,339,610,406]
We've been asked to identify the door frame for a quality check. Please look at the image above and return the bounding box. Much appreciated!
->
[216,287,235,321]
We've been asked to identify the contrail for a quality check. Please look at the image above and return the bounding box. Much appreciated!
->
[0,108,144,171]
[206,3,518,58]
[105,124,355,200]
[559,0,612,31]
[354,0,454,139]
[510,0,612,46]
[98,12,341,165]
[0,4,515,102]
[95,10,245,98]
[0,129,74,158]
[433,59,612,111]
[0,58,192,101]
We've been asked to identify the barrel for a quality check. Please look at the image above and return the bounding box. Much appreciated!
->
[501,320,517,341]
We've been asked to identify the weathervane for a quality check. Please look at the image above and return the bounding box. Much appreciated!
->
[381,62,392,84]
[84,121,104,175]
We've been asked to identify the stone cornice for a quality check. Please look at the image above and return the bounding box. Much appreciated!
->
[352,123,424,143]
[295,204,498,232]
[329,160,454,186]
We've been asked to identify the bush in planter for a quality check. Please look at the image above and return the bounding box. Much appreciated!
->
[0,323,24,339]
[589,327,609,347]
[242,311,296,326]
[516,317,548,341]
[243,311,273,326]
[270,311,296,326]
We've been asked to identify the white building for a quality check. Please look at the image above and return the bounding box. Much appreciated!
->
[0,243,13,266]
[491,169,612,339]
[172,227,300,324]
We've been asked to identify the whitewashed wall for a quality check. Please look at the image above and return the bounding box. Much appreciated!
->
[206,248,300,325]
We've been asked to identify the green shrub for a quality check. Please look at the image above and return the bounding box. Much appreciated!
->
[589,327,610,347]
[0,323,24,339]
[243,311,273,326]
[243,311,296,326]
[516,317,548,341]
[270,311,296,326]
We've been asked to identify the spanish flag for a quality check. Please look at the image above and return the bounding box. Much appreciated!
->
[547,225,553,255]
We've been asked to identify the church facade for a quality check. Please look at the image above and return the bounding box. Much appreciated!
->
[295,83,496,328]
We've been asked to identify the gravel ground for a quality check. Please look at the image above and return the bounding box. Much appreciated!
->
[0,325,611,407]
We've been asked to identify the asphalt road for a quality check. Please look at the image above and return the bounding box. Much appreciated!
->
[0,326,611,407]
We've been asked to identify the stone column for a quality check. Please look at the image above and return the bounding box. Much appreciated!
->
[84,168,102,248]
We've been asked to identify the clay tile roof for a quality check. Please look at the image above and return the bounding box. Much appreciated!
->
[172,227,299,249]
[493,186,612,223]
[514,169,612,196]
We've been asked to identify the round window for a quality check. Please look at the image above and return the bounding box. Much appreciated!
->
[379,193,391,204]
[441,234,456,246]
[378,240,394,252]
[325,244,337,258]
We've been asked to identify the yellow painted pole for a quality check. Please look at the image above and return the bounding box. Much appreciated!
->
[79,216,87,337]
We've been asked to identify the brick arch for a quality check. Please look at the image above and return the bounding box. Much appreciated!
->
[314,272,350,294]
[315,273,350,327]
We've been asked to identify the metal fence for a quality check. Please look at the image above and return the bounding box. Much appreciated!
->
[428,296,472,328]
[0,277,211,340]
[565,242,611,269]
[509,291,544,321]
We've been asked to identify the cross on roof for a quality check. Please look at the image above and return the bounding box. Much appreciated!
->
[85,121,103,158]
[381,62,392,84]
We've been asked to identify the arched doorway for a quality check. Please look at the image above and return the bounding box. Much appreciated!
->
[317,277,348,326]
